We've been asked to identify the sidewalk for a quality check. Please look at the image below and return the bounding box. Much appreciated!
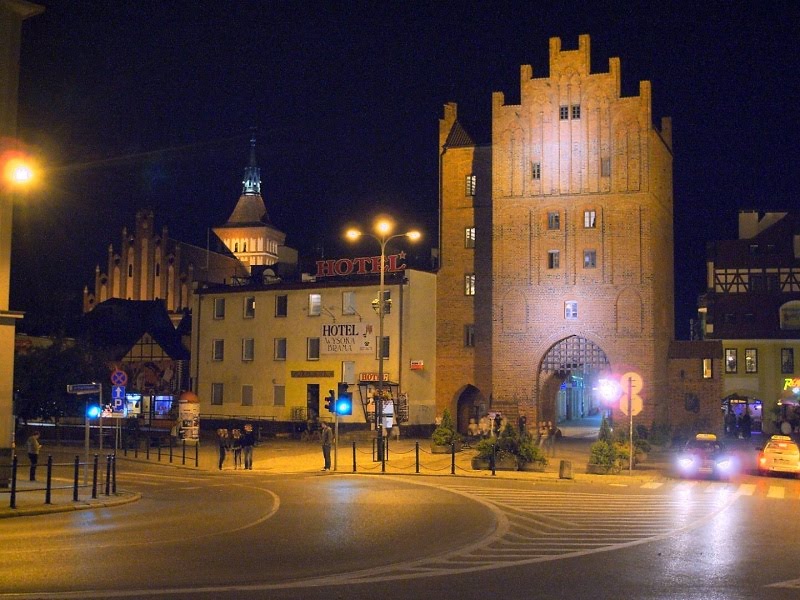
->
[1,432,679,519]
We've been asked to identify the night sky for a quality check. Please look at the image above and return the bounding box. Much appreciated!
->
[11,1,800,338]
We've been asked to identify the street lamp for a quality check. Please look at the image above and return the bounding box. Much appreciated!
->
[346,218,420,465]
[0,151,36,486]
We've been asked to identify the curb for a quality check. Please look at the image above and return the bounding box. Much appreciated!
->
[0,491,141,519]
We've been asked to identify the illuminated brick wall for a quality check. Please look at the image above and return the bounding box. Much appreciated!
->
[438,35,675,431]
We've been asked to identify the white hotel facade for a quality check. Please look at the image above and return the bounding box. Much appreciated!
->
[190,266,437,429]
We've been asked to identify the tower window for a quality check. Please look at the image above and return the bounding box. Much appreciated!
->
[465,274,475,296]
[547,212,560,230]
[548,250,560,269]
[465,227,476,248]
[571,104,581,119]
[583,250,597,269]
[464,324,475,347]
[584,210,596,228]
[565,301,578,320]
[601,158,611,177]
[559,105,569,120]
[465,174,476,196]
[531,162,541,180]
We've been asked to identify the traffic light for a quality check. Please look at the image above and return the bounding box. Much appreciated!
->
[324,390,335,413]
[335,382,352,415]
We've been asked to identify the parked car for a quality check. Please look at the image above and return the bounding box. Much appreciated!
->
[676,433,735,480]
[757,435,800,477]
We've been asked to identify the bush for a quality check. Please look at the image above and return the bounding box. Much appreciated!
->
[589,440,616,466]
[431,409,461,446]
[475,424,547,465]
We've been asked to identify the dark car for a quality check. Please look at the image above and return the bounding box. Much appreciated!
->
[676,433,735,480]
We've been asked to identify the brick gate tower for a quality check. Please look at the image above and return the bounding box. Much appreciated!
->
[437,35,674,433]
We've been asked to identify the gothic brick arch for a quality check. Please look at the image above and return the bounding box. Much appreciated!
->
[536,335,611,424]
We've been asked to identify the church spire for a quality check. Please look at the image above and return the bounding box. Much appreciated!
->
[241,131,261,196]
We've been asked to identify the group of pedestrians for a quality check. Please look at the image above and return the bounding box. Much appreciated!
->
[216,424,256,470]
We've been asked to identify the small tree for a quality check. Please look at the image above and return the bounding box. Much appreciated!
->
[431,408,461,446]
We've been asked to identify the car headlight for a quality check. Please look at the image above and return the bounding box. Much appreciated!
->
[716,458,732,471]
[678,456,694,469]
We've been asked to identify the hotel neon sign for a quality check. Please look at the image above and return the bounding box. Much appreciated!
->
[315,252,407,278]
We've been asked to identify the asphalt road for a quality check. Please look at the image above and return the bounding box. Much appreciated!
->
[1,458,799,599]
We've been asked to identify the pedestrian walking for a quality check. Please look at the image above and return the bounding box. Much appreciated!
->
[241,423,255,470]
[26,431,41,481]
[493,413,502,438]
[538,421,549,449]
[320,421,333,471]
[217,428,229,470]
[546,421,557,456]
[231,429,243,469]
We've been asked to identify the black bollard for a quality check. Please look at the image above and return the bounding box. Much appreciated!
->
[415,441,420,473]
[352,441,357,473]
[10,455,17,509]
[182,440,186,466]
[73,455,79,501]
[112,454,117,494]
[105,455,112,496]
[491,444,497,476]
[195,442,199,468]
[45,455,53,504]
[451,442,456,474]
[92,454,99,499]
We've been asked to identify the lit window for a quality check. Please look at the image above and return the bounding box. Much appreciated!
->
[531,162,541,180]
[584,210,596,228]
[275,295,287,317]
[465,174,476,196]
[308,293,321,316]
[571,104,581,119]
[212,339,224,361]
[547,212,560,230]
[244,296,255,318]
[211,383,223,406]
[601,157,611,177]
[548,250,560,269]
[702,358,713,379]
[342,291,356,315]
[241,385,253,407]
[745,348,758,373]
[565,301,578,320]
[213,298,225,319]
[242,338,254,361]
[464,324,475,347]
[559,105,569,120]
[465,274,475,296]
[274,338,287,361]
[307,337,320,360]
[781,348,794,374]
[583,250,597,269]
[725,348,737,373]
[465,227,476,248]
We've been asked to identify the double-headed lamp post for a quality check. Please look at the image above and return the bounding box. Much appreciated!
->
[346,219,420,462]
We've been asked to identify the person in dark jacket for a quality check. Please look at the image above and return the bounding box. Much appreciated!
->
[320,421,333,471]
[241,424,256,470]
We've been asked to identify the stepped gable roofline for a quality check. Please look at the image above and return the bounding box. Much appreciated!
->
[79,299,189,361]
[668,340,722,359]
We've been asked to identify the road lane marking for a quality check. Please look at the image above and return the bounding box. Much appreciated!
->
[736,483,756,495]
[641,482,663,489]
[766,486,785,499]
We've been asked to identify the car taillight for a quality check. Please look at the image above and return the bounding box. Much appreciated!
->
[759,454,767,466]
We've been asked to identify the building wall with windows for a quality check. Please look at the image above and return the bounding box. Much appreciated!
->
[699,211,800,434]
[191,269,437,427]
[438,35,674,430]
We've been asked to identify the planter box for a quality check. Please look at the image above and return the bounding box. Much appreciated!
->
[471,457,491,470]
[430,441,462,454]
[518,461,547,472]
[493,455,518,471]
[586,463,615,475]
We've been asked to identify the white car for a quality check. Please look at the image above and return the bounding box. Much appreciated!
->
[758,435,800,477]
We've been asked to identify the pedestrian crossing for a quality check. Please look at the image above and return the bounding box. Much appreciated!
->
[326,482,737,584]
[629,479,800,500]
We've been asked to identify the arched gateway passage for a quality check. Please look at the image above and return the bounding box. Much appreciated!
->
[538,336,611,431]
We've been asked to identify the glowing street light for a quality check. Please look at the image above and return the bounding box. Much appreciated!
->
[346,218,420,465]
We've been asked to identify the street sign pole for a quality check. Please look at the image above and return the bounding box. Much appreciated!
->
[84,399,89,485]
[334,409,339,472]
[628,376,634,474]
